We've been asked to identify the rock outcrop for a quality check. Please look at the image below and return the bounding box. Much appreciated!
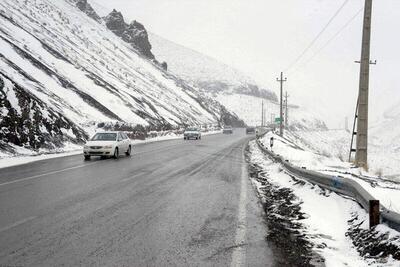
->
[0,74,87,151]
[105,9,155,59]
[75,0,101,22]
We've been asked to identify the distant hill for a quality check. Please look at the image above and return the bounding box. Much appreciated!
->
[149,33,326,130]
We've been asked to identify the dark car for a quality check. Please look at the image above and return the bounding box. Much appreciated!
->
[222,126,233,134]
[246,127,255,134]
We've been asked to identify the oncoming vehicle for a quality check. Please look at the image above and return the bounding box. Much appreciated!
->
[83,131,131,160]
[184,127,201,140]
[223,126,233,134]
[246,126,255,134]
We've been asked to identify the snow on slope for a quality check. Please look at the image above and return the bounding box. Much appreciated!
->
[149,33,277,100]
[149,33,326,130]
[215,93,327,129]
[0,0,239,154]
[149,33,251,86]
[367,101,400,178]
[287,108,400,181]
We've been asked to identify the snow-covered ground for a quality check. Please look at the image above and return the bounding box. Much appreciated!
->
[289,128,400,181]
[248,140,399,266]
[259,130,400,214]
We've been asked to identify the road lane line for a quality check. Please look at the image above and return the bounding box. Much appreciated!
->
[0,141,183,188]
[0,162,99,187]
[0,216,37,233]
[120,172,147,182]
[231,145,248,267]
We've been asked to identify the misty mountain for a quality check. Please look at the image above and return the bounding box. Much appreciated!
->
[149,33,327,130]
[149,33,277,101]
[0,0,243,154]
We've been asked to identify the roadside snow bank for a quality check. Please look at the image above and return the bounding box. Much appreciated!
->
[290,129,400,182]
[259,131,400,214]
[248,141,400,266]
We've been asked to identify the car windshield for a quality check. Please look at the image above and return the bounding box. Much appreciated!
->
[90,133,117,141]
[186,128,198,131]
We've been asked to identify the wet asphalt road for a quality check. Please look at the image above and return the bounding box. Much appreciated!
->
[0,130,275,266]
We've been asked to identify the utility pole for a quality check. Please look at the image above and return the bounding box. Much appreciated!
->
[263,104,266,126]
[284,91,289,128]
[261,101,264,126]
[276,72,287,137]
[355,0,373,169]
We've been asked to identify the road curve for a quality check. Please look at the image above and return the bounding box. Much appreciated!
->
[0,130,274,266]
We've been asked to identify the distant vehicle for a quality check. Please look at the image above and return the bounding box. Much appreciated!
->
[184,127,201,140]
[83,131,131,160]
[256,126,269,137]
[223,126,233,134]
[246,127,255,134]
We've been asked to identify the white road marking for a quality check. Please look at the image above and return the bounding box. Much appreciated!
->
[0,216,37,233]
[120,172,147,182]
[0,142,181,188]
[0,162,99,187]
[231,145,248,267]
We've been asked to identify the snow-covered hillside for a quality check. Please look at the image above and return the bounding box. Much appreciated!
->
[0,0,242,154]
[149,33,277,101]
[149,33,327,130]
[215,93,327,129]
[285,127,400,182]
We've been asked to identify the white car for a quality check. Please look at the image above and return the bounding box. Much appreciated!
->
[222,126,233,134]
[184,127,201,140]
[83,131,131,160]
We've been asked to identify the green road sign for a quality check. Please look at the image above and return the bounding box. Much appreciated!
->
[275,117,283,123]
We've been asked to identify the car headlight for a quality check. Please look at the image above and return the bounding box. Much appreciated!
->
[83,145,89,149]
[104,145,113,149]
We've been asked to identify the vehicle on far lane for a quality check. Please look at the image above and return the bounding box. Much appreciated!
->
[246,126,255,134]
[83,131,131,160]
[223,126,233,134]
[184,127,201,140]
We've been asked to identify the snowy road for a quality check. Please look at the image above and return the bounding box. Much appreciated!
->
[0,130,274,266]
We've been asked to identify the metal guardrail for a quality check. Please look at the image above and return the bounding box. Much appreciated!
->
[256,139,400,231]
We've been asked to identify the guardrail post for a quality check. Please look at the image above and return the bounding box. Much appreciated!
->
[369,200,380,228]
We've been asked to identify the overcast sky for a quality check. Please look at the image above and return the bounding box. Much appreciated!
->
[91,0,400,128]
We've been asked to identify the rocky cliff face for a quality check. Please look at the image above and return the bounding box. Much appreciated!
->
[0,73,87,152]
[75,0,101,22]
[105,9,154,59]
[0,0,243,155]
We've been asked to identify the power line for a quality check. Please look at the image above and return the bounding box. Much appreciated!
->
[289,6,363,75]
[284,0,350,72]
